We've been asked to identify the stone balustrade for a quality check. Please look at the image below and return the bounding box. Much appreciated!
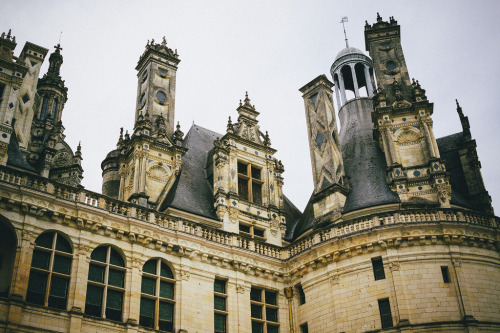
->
[0,166,497,262]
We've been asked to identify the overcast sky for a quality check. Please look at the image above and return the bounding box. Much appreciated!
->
[3,0,500,214]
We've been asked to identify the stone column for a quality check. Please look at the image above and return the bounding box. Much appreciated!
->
[68,242,91,332]
[422,122,437,158]
[350,64,360,98]
[133,157,140,193]
[364,64,374,96]
[334,78,342,110]
[337,71,347,105]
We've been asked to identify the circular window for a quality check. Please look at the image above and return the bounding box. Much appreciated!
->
[158,67,168,77]
[385,61,397,71]
[156,91,167,104]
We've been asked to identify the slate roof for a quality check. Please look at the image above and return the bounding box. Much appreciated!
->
[160,124,220,219]
[6,130,37,173]
[436,132,475,209]
[286,99,399,240]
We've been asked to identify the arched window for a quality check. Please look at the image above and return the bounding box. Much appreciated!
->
[39,97,48,120]
[26,231,72,310]
[85,246,125,321]
[51,99,58,120]
[0,218,17,296]
[140,259,175,332]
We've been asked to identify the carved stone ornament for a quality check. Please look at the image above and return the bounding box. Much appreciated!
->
[236,284,245,294]
[453,258,462,267]
[181,270,191,281]
[53,151,70,167]
[389,261,400,271]
[270,220,279,236]
[330,275,339,285]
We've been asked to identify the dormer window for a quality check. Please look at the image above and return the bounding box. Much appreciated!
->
[237,161,262,205]
[239,223,265,240]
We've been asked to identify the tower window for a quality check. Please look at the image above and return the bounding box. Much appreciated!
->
[51,99,58,119]
[372,257,385,281]
[85,246,126,322]
[22,93,30,104]
[40,97,48,120]
[26,231,72,310]
[297,285,306,305]
[139,259,175,332]
[237,161,263,205]
[214,278,227,333]
[158,67,168,77]
[156,91,167,104]
[250,287,279,333]
[441,266,450,283]
[300,323,309,333]
[378,298,393,329]
[0,83,5,102]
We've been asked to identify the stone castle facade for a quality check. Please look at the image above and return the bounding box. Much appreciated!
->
[0,14,499,333]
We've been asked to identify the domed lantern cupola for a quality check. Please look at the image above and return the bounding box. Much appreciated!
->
[330,46,375,110]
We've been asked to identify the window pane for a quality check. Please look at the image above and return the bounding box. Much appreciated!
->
[106,289,123,310]
[252,182,262,204]
[160,281,174,299]
[251,304,262,319]
[238,178,249,200]
[35,233,54,249]
[215,313,226,333]
[250,288,262,302]
[237,162,247,175]
[160,262,174,279]
[49,276,69,298]
[48,276,69,309]
[109,248,124,267]
[85,285,103,306]
[26,270,47,305]
[32,249,50,270]
[108,269,124,288]
[254,228,265,238]
[239,224,251,234]
[266,307,278,322]
[372,257,385,281]
[267,324,279,333]
[252,321,264,333]
[214,279,226,294]
[54,235,72,253]
[143,260,156,274]
[91,247,107,262]
[159,301,173,321]
[53,255,71,275]
[214,295,226,311]
[251,166,261,180]
[88,264,105,283]
[265,290,277,305]
[141,276,156,295]
[140,297,155,317]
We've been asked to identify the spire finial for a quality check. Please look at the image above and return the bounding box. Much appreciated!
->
[456,99,464,117]
[340,17,349,48]
[58,31,63,44]
[377,12,382,22]
[244,91,250,104]
[7,29,11,38]
[162,36,167,46]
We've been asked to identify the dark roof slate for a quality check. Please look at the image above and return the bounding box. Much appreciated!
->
[7,130,37,172]
[160,124,220,219]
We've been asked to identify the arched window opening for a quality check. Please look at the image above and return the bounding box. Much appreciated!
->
[355,63,368,97]
[26,231,72,309]
[51,99,58,120]
[139,259,175,332]
[340,66,355,101]
[0,218,17,296]
[39,97,48,120]
[85,246,126,321]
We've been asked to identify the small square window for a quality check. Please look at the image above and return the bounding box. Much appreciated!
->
[22,93,30,104]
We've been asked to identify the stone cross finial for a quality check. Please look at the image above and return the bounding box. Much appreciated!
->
[162,36,167,45]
